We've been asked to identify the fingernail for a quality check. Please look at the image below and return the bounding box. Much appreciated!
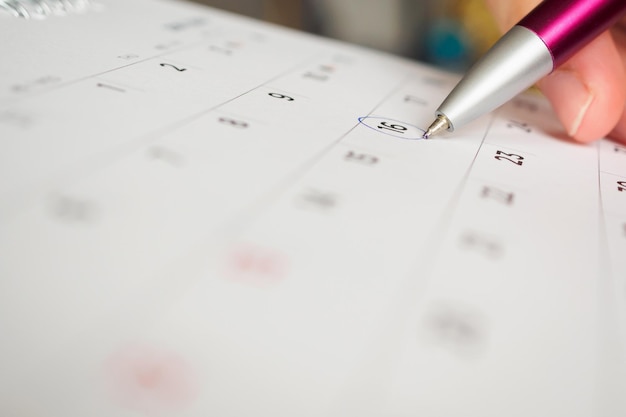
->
[538,69,594,138]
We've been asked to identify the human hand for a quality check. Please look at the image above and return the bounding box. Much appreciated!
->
[485,0,626,144]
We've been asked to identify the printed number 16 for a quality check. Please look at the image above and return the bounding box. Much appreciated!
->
[378,121,407,133]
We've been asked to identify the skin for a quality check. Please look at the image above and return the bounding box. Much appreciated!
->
[485,0,626,144]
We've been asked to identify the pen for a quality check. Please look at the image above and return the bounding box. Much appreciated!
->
[423,0,626,139]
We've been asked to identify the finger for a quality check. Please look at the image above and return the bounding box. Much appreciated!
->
[538,31,626,142]
[607,19,626,144]
[485,2,626,143]
[609,112,626,144]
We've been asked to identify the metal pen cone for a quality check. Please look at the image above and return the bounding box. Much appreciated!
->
[422,115,450,139]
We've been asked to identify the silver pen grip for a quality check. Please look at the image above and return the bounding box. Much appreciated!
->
[437,25,554,131]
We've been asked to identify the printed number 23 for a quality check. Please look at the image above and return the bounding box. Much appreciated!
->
[495,150,524,166]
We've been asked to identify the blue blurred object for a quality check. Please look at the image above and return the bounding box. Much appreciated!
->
[423,18,471,72]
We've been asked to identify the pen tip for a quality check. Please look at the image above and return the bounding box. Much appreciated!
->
[423,115,450,139]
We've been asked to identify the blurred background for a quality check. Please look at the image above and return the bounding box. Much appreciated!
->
[188,0,501,72]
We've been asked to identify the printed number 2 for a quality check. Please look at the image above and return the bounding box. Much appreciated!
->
[494,150,524,166]
[160,63,186,72]
[618,181,626,192]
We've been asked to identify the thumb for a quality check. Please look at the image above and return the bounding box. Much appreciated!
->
[538,32,626,142]
[484,1,626,142]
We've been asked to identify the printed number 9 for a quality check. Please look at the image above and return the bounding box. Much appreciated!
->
[268,93,294,101]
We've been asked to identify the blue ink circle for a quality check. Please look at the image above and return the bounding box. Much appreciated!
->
[358,116,425,140]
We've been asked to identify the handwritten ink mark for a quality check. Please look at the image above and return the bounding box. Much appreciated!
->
[358,116,424,140]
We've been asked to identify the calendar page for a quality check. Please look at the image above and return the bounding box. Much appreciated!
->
[1,0,625,416]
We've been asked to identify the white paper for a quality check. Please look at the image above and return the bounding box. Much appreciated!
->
[1,1,625,416]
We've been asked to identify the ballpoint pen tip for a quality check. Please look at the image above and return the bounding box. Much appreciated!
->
[423,115,450,139]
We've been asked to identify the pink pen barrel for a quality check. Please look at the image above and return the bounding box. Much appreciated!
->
[518,0,626,67]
